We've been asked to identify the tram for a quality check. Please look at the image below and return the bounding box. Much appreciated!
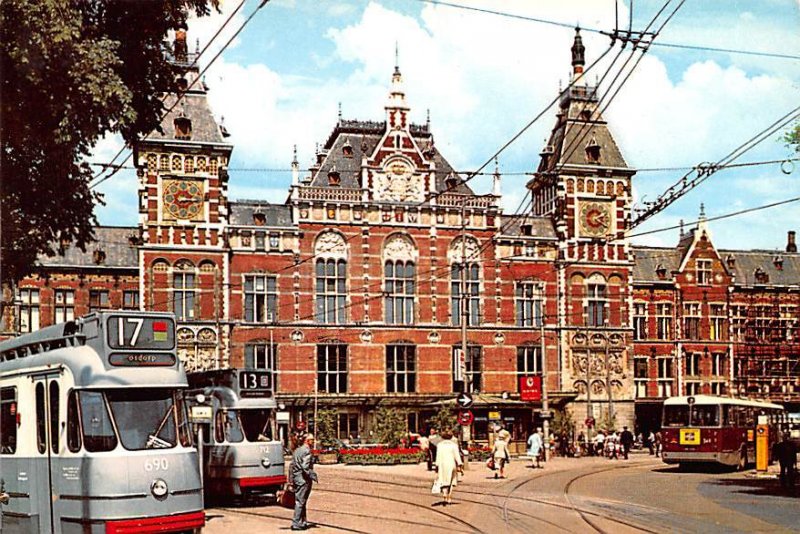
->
[661,395,784,469]
[0,311,203,533]
[186,368,285,502]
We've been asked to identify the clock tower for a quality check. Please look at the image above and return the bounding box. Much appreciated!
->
[529,28,637,432]
[133,28,234,371]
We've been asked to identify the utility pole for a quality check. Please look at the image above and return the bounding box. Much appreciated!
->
[540,307,549,460]
[460,197,468,394]
[586,329,593,445]
[605,333,615,424]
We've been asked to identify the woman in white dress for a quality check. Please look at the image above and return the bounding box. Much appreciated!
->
[434,429,463,505]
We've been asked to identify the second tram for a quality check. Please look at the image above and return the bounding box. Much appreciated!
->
[186,369,286,502]
[661,395,785,469]
[0,311,203,533]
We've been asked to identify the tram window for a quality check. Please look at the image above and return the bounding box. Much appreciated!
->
[175,392,192,447]
[50,382,60,453]
[36,383,46,454]
[67,391,82,452]
[240,409,273,442]
[79,391,118,452]
[0,387,17,454]
[215,410,244,443]
[106,390,178,450]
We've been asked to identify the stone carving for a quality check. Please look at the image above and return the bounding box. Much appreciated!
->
[591,380,606,395]
[428,330,441,344]
[375,160,423,202]
[383,234,417,262]
[197,328,217,343]
[447,236,481,263]
[291,330,304,342]
[493,332,505,345]
[314,231,347,259]
[360,329,373,343]
[573,380,587,394]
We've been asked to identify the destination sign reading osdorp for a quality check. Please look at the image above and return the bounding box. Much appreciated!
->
[107,316,175,350]
[109,353,177,367]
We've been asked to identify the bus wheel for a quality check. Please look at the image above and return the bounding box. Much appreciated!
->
[737,450,747,471]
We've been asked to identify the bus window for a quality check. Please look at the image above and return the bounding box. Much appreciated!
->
[663,405,689,427]
[36,383,46,454]
[692,405,719,427]
[67,391,82,452]
[240,409,273,442]
[80,391,118,452]
[49,382,59,453]
[0,387,16,454]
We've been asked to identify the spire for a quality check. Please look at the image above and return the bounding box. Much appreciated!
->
[291,145,299,186]
[493,157,501,197]
[426,108,431,130]
[386,53,409,128]
[571,27,585,80]
[394,41,400,75]
[699,203,706,220]
[338,102,342,122]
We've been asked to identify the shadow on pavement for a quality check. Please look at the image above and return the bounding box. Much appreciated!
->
[707,477,799,498]
[651,464,733,474]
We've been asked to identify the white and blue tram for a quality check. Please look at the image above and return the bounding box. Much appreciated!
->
[186,369,285,502]
[0,311,204,533]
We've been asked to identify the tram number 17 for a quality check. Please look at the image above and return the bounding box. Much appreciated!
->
[117,317,144,347]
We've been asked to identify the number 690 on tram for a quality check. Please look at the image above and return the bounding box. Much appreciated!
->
[0,311,203,533]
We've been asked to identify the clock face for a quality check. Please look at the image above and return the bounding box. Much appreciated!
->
[579,201,612,237]
[163,179,203,220]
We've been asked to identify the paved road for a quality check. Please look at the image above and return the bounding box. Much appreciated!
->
[204,455,799,533]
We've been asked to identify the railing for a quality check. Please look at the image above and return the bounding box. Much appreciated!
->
[437,194,498,208]
[297,187,363,202]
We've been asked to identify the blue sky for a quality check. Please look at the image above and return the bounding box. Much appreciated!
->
[93,0,800,251]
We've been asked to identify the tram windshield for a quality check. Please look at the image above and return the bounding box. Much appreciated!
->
[106,389,187,450]
[240,409,274,441]
[663,404,720,427]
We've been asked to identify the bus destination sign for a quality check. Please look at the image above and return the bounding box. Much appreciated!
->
[107,316,175,350]
[239,371,272,397]
[109,353,177,367]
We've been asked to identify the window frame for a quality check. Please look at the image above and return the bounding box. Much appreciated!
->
[384,260,416,325]
[633,302,648,340]
[451,263,480,327]
[89,289,111,312]
[19,288,40,333]
[386,344,416,393]
[586,283,607,327]
[696,259,712,285]
[173,269,196,320]
[54,289,76,323]
[315,259,347,324]
[244,274,278,323]
[515,282,543,327]
[317,344,348,394]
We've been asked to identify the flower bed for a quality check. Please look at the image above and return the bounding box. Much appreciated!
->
[338,447,425,465]
[467,446,492,462]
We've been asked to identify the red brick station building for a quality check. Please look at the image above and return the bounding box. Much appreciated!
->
[3,32,798,443]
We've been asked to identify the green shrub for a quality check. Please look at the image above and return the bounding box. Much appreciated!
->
[373,406,408,448]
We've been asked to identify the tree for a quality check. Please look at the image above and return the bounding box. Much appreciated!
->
[427,406,457,435]
[372,406,408,448]
[0,0,217,297]
[314,409,337,450]
[550,407,575,438]
[785,121,800,154]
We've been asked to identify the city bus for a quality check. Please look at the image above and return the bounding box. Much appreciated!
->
[661,395,784,469]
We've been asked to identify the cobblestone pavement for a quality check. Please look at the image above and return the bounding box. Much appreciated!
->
[204,454,799,533]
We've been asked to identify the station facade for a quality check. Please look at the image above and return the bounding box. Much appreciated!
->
[3,31,798,441]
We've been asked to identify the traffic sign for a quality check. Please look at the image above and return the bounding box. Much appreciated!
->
[585,417,595,428]
[539,410,554,420]
[458,410,474,426]
[295,420,307,430]
[456,392,474,409]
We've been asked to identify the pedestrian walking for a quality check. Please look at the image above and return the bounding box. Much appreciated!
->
[290,433,318,531]
[607,431,619,460]
[434,429,463,505]
[594,431,606,457]
[527,427,544,468]
[654,430,662,457]
[772,432,798,488]
[492,431,511,478]
[428,428,441,471]
[647,431,656,455]
[620,426,634,460]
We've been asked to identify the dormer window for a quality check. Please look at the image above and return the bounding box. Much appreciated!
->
[754,267,769,284]
[174,117,192,140]
[521,224,532,236]
[445,173,459,190]
[580,109,592,121]
[253,212,266,226]
[773,255,784,271]
[328,167,341,186]
[342,137,354,158]
[725,254,736,269]
[585,136,601,164]
[93,249,106,265]
[176,77,188,92]
[656,263,667,280]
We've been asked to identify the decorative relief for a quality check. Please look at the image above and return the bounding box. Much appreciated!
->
[314,231,347,259]
[383,234,417,262]
[375,159,423,202]
[447,236,481,263]
[291,330,304,342]
[428,330,441,344]
[176,326,218,373]
[493,332,505,345]
[360,330,373,344]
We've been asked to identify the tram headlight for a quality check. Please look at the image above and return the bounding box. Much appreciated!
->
[151,478,169,500]
[261,457,271,469]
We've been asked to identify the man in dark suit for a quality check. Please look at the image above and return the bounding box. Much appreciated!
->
[620,426,634,460]
[291,433,318,531]
[773,432,797,488]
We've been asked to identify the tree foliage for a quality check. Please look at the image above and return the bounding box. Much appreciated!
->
[372,406,407,448]
[0,0,217,285]
[550,407,575,437]
[785,121,800,154]
[427,406,457,435]
[314,408,338,450]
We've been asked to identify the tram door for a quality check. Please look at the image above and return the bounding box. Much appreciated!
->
[33,376,60,534]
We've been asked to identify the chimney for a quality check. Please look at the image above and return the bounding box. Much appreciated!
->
[787,230,797,253]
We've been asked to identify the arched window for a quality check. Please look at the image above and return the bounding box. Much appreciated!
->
[173,260,196,320]
[449,236,481,327]
[315,259,346,324]
[586,274,606,327]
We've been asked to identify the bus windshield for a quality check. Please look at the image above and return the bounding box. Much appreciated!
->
[663,404,720,427]
[106,389,182,450]
[240,409,274,442]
